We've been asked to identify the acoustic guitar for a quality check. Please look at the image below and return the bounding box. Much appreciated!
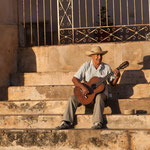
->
[74,61,129,105]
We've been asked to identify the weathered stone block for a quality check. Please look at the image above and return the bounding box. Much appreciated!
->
[0,99,150,115]
[0,130,150,150]
[10,70,150,86]
[8,84,150,100]
[18,42,150,72]
[0,114,149,129]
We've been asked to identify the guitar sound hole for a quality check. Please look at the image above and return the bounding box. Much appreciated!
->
[91,84,96,89]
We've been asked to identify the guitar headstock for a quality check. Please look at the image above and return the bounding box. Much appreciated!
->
[117,61,129,70]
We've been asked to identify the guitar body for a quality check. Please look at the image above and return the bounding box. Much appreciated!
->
[74,77,105,105]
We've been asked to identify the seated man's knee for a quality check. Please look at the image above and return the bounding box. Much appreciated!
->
[69,95,79,104]
[95,94,107,102]
[70,95,82,107]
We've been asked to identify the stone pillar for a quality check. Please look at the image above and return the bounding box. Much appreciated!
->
[0,0,18,99]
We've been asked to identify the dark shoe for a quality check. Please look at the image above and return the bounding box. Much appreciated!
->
[91,122,103,129]
[56,121,72,130]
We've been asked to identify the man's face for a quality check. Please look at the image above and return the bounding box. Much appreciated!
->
[91,54,102,65]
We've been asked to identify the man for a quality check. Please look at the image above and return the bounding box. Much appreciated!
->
[56,46,120,129]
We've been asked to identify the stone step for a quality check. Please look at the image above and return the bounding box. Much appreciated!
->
[8,84,150,100]
[10,72,74,86]
[10,70,150,86]
[0,114,150,129]
[18,42,150,72]
[0,99,150,115]
[0,129,150,150]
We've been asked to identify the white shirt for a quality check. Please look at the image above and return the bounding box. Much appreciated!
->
[74,60,115,97]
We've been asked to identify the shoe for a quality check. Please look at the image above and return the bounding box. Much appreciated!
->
[91,122,103,129]
[56,121,72,130]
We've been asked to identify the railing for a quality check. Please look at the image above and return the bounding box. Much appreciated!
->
[18,0,150,47]
[18,0,58,47]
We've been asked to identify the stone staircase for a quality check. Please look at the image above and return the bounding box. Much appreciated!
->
[0,42,150,150]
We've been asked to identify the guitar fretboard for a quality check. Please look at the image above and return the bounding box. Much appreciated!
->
[95,71,114,87]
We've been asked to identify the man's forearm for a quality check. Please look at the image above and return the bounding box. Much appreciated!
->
[72,77,89,95]
[72,77,84,88]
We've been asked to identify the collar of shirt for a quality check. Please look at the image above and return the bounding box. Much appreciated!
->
[91,60,103,71]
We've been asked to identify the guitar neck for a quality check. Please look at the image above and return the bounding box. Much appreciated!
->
[96,71,114,86]
[96,65,122,86]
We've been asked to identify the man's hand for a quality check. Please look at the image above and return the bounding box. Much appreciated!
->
[81,86,89,96]
[110,69,121,86]
[113,69,120,78]
[72,77,89,96]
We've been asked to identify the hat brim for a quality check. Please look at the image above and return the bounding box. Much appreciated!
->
[86,51,108,56]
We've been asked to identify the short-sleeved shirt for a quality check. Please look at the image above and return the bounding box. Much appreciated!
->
[73,60,115,97]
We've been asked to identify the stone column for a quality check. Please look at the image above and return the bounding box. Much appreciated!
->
[0,0,18,99]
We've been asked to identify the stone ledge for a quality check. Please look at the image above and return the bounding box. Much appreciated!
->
[0,99,150,115]
[0,114,150,129]
[18,41,150,72]
[10,70,150,86]
[8,84,150,100]
[0,129,150,150]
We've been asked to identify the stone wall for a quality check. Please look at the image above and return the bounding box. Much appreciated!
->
[0,0,18,87]
[18,41,150,72]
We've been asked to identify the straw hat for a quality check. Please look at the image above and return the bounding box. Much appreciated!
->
[86,46,108,56]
